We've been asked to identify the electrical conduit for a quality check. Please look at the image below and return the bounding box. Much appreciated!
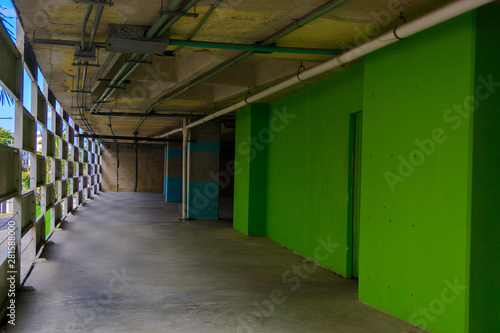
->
[90,0,201,114]
[157,0,494,137]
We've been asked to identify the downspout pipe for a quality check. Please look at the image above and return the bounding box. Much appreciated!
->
[157,0,493,138]
[181,118,189,220]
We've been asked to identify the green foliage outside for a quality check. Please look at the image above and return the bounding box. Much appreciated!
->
[45,209,51,236]
[22,166,30,190]
[0,127,14,146]
[46,158,52,183]
[37,138,42,155]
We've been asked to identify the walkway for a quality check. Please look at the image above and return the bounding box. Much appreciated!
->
[8,193,425,333]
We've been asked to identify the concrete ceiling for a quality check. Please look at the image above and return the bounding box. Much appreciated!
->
[13,0,453,142]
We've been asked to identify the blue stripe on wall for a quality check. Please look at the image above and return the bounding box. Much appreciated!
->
[167,150,183,158]
[187,181,219,220]
[188,141,220,153]
[165,177,182,203]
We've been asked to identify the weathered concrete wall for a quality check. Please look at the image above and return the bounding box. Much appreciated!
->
[102,145,164,193]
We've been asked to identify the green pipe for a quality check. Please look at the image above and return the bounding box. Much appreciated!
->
[134,52,248,131]
[174,0,222,55]
[170,39,341,55]
[90,56,136,113]
[146,18,168,39]
[91,0,201,114]
[262,0,350,46]
[100,1,195,109]
[145,0,183,39]
[138,0,350,127]
[153,52,249,109]
[156,0,201,36]
[96,113,201,118]
[96,112,235,119]
[167,0,183,11]
[143,49,253,116]
[96,52,116,81]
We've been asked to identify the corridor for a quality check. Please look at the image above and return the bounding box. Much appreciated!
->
[10,193,425,333]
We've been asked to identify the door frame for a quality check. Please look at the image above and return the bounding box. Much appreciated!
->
[346,111,363,279]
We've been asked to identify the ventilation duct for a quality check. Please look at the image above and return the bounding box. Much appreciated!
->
[105,24,169,54]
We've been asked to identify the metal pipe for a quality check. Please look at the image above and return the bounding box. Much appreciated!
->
[81,5,93,50]
[173,0,222,55]
[90,0,202,114]
[81,63,88,107]
[138,0,350,130]
[88,4,104,50]
[156,0,201,37]
[77,134,181,142]
[103,142,169,146]
[74,0,114,6]
[181,118,188,220]
[75,63,82,99]
[134,139,138,192]
[167,0,183,11]
[93,112,235,119]
[96,51,116,81]
[144,0,182,39]
[142,52,249,119]
[263,0,350,45]
[80,64,87,106]
[169,39,341,55]
[89,56,136,112]
[145,0,186,37]
[33,38,106,48]
[157,0,494,137]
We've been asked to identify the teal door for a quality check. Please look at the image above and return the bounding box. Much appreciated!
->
[351,114,363,278]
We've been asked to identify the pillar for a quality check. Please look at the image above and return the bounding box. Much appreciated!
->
[233,104,268,236]
[165,142,183,202]
[187,121,220,220]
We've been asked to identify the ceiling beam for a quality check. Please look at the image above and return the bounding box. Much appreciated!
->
[76,134,183,142]
[93,112,235,119]
[169,39,341,55]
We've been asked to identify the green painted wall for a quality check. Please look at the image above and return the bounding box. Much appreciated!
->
[233,104,268,236]
[234,105,252,234]
[233,7,500,333]
[360,14,476,333]
[469,6,500,332]
[265,64,364,277]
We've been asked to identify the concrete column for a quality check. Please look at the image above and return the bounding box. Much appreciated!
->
[233,104,268,236]
[187,121,220,220]
[165,141,183,202]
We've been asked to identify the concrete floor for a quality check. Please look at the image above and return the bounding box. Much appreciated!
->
[7,193,426,333]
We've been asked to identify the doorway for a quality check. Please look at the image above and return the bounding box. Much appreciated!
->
[349,113,363,278]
